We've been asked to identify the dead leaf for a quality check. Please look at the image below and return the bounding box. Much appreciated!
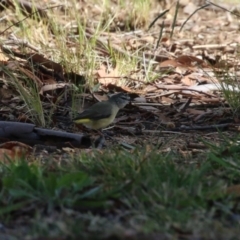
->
[226,184,240,197]
[159,59,182,68]
[154,112,175,128]
[96,64,120,86]
[27,53,63,75]
[186,109,206,115]
[176,55,206,67]
[181,75,196,86]
[18,66,43,89]
[0,87,14,100]
[0,141,32,161]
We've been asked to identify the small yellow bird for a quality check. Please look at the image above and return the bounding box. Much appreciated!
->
[73,93,130,130]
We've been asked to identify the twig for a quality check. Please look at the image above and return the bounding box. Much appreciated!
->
[180,4,210,32]
[170,0,179,38]
[142,52,148,81]
[178,123,231,131]
[155,21,164,50]
[1,5,61,35]
[147,86,217,98]
[3,37,40,52]
[206,1,240,18]
[148,9,169,30]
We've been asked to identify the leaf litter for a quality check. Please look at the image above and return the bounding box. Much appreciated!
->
[0,1,240,156]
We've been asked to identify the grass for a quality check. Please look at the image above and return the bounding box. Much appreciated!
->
[1,0,157,126]
[1,66,46,126]
[216,69,240,117]
[1,142,240,239]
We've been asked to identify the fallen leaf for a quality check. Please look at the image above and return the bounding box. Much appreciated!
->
[96,64,120,86]
[0,141,32,161]
[176,55,206,67]
[226,184,240,197]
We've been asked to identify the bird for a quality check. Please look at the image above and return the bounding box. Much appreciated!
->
[73,92,130,130]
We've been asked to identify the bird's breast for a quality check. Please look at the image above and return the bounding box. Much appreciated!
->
[84,107,119,130]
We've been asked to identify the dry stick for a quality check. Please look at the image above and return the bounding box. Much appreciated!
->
[142,130,187,134]
[132,103,164,107]
[206,0,240,18]
[193,43,233,50]
[148,9,169,30]
[187,143,207,149]
[170,0,179,39]
[180,4,210,32]
[147,86,218,98]
[142,52,148,81]
[3,39,40,52]
[155,20,164,50]
[0,5,61,35]
[97,76,158,89]
[179,123,231,131]
[179,97,192,112]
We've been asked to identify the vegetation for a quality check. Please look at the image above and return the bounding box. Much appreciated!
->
[0,0,240,239]
[1,142,240,239]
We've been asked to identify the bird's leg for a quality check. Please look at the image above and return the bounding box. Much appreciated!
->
[94,134,105,149]
[94,130,114,148]
[93,129,107,148]
[103,129,117,140]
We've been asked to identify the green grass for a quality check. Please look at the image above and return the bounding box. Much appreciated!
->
[1,142,240,239]
[216,69,240,117]
[1,66,47,126]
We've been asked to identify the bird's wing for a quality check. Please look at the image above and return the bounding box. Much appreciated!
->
[74,102,113,121]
